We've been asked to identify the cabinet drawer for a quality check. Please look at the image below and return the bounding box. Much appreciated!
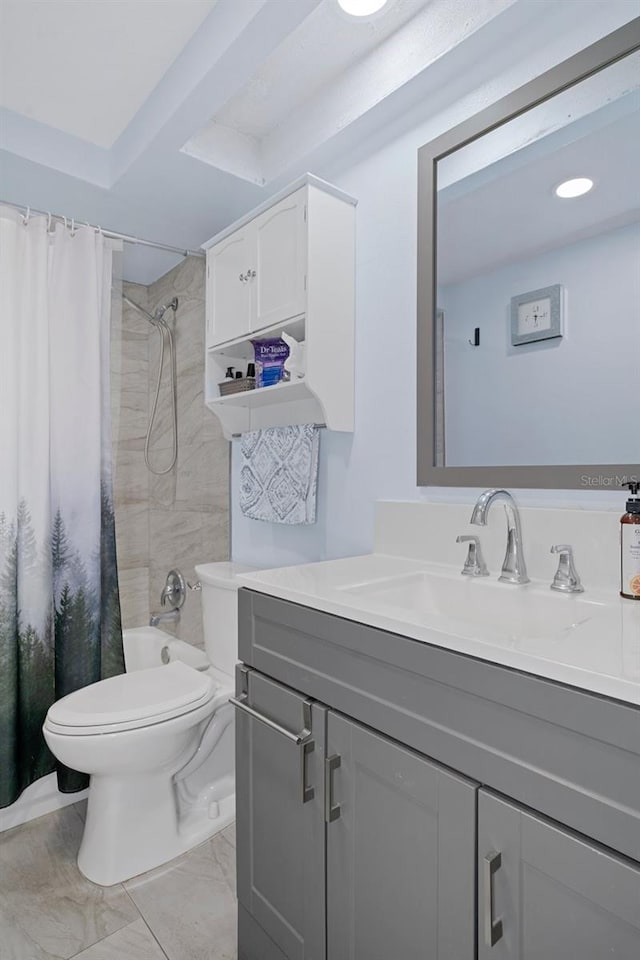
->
[239,589,640,862]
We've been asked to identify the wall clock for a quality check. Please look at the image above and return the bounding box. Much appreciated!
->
[510,284,563,346]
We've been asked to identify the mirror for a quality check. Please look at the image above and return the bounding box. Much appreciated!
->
[417,21,640,489]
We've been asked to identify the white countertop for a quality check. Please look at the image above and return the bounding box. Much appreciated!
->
[238,554,640,707]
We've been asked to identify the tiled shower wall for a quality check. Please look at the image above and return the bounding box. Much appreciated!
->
[111,257,229,647]
[111,281,151,628]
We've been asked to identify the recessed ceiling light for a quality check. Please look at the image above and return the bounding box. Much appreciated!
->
[554,177,594,199]
[337,0,388,17]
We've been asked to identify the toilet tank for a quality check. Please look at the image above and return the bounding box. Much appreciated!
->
[194,562,259,678]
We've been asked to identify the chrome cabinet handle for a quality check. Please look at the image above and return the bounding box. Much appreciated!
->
[238,269,256,283]
[229,694,312,744]
[325,754,341,823]
[230,694,315,804]
[483,850,503,947]
[301,739,315,804]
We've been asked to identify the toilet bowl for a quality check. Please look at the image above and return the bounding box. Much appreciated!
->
[43,561,257,886]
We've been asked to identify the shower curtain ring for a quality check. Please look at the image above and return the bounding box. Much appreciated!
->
[22,206,30,225]
[71,218,76,236]
[47,212,52,232]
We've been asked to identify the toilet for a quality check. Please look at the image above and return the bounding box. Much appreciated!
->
[43,561,256,886]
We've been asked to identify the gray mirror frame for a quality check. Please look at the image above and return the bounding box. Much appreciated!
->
[417,18,640,489]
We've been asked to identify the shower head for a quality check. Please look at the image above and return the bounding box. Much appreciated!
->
[152,297,179,322]
[122,294,178,327]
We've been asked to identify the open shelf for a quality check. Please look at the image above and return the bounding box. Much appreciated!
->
[205,378,324,438]
[208,316,306,361]
[208,379,309,409]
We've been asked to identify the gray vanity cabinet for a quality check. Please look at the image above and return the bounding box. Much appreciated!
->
[235,669,326,960]
[326,712,477,960]
[478,790,640,960]
[237,590,640,959]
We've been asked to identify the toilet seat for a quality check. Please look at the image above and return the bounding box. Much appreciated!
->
[45,662,216,736]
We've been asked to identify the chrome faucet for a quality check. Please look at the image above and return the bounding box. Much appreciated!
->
[550,544,584,593]
[470,489,530,585]
[456,535,489,577]
[149,608,180,627]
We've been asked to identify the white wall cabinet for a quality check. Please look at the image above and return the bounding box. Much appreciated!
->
[253,188,307,332]
[207,226,254,345]
[203,175,356,439]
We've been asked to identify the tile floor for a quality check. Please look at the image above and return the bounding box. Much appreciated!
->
[0,802,237,960]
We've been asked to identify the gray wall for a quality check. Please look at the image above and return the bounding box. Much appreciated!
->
[111,257,229,646]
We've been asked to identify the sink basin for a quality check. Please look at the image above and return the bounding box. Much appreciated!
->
[340,569,608,644]
[239,553,639,703]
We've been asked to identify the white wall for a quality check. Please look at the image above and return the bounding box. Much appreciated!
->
[231,8,639,567]
[442,222,640,466]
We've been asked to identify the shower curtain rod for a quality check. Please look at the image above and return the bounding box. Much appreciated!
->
[0,199,205,259]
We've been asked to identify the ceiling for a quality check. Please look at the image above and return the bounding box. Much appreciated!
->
[0,0,637,283]
[214,0,433,141]
[182,0,433,183]
[0,0,217,147]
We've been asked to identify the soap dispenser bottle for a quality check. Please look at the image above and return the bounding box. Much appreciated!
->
[620,481,640,600]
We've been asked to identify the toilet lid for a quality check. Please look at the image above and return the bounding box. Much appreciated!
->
[47,662,214,730]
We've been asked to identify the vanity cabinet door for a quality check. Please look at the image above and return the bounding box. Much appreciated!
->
[478,790,640,960]
[253,188,307,331]
[235,668,326,960]
[326,712,477,960]
[206,226,254,346]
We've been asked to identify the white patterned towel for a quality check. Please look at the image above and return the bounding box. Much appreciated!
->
[240,425,319,524]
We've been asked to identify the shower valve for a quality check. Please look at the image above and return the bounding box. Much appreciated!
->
[160,569,186,608]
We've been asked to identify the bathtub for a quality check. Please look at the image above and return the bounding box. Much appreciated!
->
[1,627,223,834]
[123,625,210,673]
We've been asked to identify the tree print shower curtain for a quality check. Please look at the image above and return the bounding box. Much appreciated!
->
[0,207,124,807]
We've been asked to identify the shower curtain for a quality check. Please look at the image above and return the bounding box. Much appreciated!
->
[0,206,125,807]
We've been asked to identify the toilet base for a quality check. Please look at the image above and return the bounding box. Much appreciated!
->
[77,772,234,886]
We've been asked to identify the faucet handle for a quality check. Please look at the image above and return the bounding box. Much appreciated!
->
[550,544,584,593]
[160,569,186,608]
[456,535,489,577]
